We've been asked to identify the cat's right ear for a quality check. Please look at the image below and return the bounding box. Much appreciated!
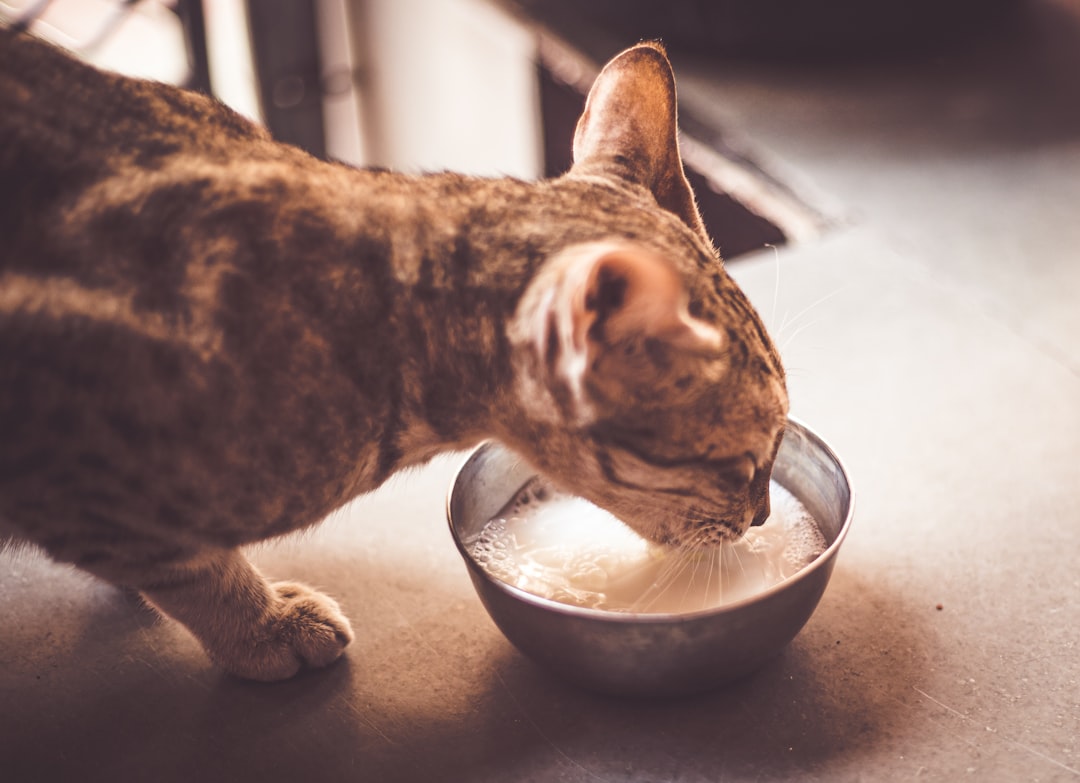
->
[570,42,709,245]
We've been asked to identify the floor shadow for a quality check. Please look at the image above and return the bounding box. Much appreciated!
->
[418,567,940,782]
[1,550,942,783]
[170,565,937,783]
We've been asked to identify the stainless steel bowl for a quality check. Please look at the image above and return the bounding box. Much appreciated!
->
[447,418,854,696]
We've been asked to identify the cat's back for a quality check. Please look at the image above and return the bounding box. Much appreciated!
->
[0,30,277,265]
[0,28,330,360]
[0,28,268,163]
[0,30,375,541]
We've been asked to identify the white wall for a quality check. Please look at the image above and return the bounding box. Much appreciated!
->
[346,0,542,178]
[1,0,189,84]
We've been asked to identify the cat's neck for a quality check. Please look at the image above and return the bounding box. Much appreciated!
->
[275,162,534,471]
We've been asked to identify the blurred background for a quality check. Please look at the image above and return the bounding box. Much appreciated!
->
[4,3,1080,781]
[0,0,856,259]
[0,0,1041,261]
[0,0,540,174]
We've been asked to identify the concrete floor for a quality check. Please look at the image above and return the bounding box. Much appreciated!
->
[2,1,1079,781]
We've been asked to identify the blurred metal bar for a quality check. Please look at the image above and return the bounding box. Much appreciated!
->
[245,0,327,157]
[175,0,213,95]
[8,0,55,33]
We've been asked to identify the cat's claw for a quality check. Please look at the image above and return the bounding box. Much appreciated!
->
[215,582,354,682]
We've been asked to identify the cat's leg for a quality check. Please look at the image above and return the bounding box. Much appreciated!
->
[133,548,354,681]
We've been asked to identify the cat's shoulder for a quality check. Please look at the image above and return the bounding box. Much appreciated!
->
[0,29,269,151]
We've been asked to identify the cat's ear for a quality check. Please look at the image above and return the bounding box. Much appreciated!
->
[566,244,723,358]
[571,42,709,244]
[520,243,722,411]
[512,242,723,421]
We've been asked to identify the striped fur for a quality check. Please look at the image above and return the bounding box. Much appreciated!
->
[0,32,786,680]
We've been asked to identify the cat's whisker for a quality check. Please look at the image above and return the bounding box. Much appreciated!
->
[605,546,670,589]
[631,549,685,610]
[678,547,700,608]
[780,318,821,354]
[701,548,712,610]
[781,365,811,379]
[776,286,844,343]
[767,242,782,333]
[702,546,721,610]
[728,540,748,579]
[685,533,723,609]
[634,558,687,612]
[654,539,704,583]
[716,546,725,605]
[633,534,709,611]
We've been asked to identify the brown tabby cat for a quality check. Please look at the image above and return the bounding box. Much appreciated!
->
[0,30,788,680]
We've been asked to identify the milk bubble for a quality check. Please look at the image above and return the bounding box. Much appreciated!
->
[467,477,827,613]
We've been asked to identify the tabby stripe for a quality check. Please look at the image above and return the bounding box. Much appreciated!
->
[595,448,696,497]
[723,285,783,377]
[449,230,472,291]
[374,390,403,485]
[590,425,745,474]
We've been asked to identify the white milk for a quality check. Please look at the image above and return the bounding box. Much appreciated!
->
[468,477,827,613]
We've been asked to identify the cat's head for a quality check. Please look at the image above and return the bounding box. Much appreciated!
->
[506,42,788,547]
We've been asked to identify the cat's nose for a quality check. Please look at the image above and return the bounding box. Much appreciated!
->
[751,494,770,527]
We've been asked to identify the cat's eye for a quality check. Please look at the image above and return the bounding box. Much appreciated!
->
[733,455,757,485]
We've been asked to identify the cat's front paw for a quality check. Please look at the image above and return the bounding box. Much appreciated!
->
[218,582,354,682]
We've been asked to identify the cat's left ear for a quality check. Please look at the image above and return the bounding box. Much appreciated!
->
[571,42,709,245]
[564,243,723,359]
[515,242,723,417]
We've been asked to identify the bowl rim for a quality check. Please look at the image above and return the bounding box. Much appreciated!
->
[446,415,855,624]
